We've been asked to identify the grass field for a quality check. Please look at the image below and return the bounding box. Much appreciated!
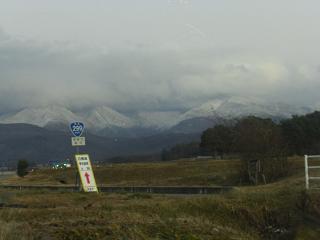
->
[2,156,314,187]
[0,157,319,239]
[2,158,242,186]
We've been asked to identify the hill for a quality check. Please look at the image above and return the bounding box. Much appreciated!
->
[0,97,313,138]
[0,124,200,166]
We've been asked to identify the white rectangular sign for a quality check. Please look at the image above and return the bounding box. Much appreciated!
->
[72,137,86,146]
[75,154,98,192]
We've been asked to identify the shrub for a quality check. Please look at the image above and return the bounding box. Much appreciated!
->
[17,160,29,178]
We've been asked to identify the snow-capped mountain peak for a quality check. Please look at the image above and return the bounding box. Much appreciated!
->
[180,99,224,121]
[0,97,315,137]
[0,106,81,127]
[84,106,135,130]
[180,96,312,121]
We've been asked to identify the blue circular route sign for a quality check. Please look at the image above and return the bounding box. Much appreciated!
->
[70,122,85,137]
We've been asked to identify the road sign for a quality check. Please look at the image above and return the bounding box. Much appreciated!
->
[70,122,85,137]
[75,154,98,192]
[72,137,86,146]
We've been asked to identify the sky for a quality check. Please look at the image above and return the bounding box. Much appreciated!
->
[0,0,319,112]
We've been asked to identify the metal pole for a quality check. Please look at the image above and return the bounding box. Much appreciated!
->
[76,146,82,191]
[74,154,77,190]
[74,146,80,190]
[305,155,309,190]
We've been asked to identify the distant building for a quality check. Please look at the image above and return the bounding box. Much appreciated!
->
[50,159,72,169]
[196,156,213,159]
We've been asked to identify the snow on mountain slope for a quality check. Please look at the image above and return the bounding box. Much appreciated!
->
[83,106,135,130]
[0,106,81,127]
[133,111,181,129]
[0,97,313,133]
[180,96,311,121]
[180,99,225,121]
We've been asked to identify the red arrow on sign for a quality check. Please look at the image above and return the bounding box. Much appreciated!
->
[84,172,90,184]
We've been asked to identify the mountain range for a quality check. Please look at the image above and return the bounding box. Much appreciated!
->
[0,96,313,138]
[0,123,199,166]
[0,96,315,166]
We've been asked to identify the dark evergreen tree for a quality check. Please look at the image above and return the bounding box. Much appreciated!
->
[17,159,29,178]
[200,125,234,159]
[281,111,320,155]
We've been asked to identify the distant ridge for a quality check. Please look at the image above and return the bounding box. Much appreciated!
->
[0,123,200,166]
[0,97,313,138]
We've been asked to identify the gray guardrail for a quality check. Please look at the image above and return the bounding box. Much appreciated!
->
[0,185,234,194]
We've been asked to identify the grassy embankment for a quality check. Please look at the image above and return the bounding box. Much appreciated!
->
[0,157,319,239]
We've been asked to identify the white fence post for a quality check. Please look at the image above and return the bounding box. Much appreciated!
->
[305,155,309,190]
[304,154,320,190]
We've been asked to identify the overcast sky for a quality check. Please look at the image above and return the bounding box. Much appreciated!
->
[0,0,319,112]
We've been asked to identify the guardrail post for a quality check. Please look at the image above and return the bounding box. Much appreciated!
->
[305,155,309,190]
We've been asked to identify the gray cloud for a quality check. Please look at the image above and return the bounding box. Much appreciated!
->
[0,0,319,112]
[0,32,319,113]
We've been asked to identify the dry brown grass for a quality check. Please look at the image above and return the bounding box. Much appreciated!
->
[0,175,318,239]
[0,190,256,240]
[2,158,241,187]
[0,157,318,239]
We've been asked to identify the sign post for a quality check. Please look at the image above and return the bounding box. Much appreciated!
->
[71,137,86,147]
[75,154,98,192]
[70,121,98,192]
[70,122,86,190]
[70,122,85,138]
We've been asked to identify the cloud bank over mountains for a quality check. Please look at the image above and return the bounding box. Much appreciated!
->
[0,1,319,113]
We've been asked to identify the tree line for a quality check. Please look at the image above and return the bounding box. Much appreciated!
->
[201,111,320,158]
[162,111,320,184]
